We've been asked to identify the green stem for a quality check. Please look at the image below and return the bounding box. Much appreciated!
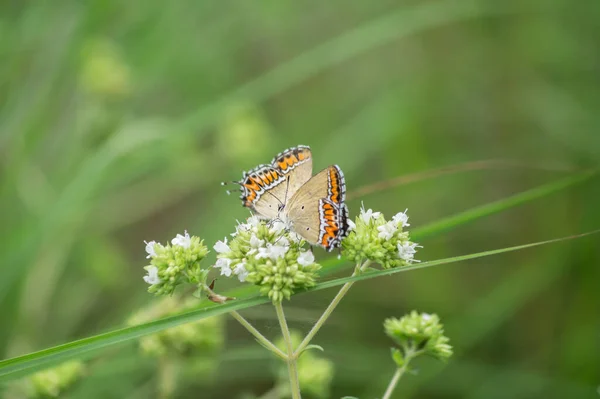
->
[229,310,287,361]
[274,302,301,399]
[295,261,370,356]
[381,348,422,399]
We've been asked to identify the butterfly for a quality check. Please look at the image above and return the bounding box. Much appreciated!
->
[224,145,350,251]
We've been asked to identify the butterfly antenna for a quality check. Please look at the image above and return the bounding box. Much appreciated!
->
[221,180,242,195]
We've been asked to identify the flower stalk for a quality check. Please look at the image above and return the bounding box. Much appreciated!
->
[381,346,422,399]
[275,302,301,399]
[228,310,287,361]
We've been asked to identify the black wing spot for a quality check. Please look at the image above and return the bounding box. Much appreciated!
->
[301,205,305,210]
[306,227,310,230]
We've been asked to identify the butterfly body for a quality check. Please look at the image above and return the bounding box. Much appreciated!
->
[231,145,349,251]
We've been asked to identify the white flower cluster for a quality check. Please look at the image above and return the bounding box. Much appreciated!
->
[141,231,209,296]
[213,216,313,282]
[143,231,193,286]
[360,205,420,264]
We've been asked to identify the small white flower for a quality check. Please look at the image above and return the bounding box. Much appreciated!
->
[392,209,410,227]
[249,234,265,250]
[297,250,315,267]
[377,221,397,240]
[422,313,432,321]
[171,230,191,248]
[270,219,289,234]
[397,242,420,263]
[234,261,249,282]
[256,243,289,261]
[359,203,381,223]
[347,219,356,231]
[247,215,262,227]
[269,244,288,260]
[214,257,232,277]
[144,240,157,259]
[288,231,303,243]
[143,266,161,285]
[276,236,290,247]
[214,238,231,254]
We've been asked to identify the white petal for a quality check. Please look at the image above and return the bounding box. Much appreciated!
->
[214,258,233,277]
[377,222,397,240]
[234,262,249,282]
[249,234,265,249]
[247,216,262,227]
[270,219,288,234]
[143,266,161,285]
[297,251,315,266]
[171,230,192,248]
[276,236,290,247]
[144,240,157,259]
[392,209,410,227]
[214,238,231,254]
[397,242,420,263]
[347,219,356,231]
[268,244,288,260]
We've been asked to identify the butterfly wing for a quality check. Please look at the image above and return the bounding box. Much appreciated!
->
[271,145,313,204]
[238,164,287,219]
[285,165,349,251]
[237,145,313,218]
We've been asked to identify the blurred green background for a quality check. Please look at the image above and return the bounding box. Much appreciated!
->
[1,0,599,398]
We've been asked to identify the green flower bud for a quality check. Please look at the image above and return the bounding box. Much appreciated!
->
[10,360,85,398]
[384,311,453,363]
[142,231,210,296]
[275,331,334,399]
[127,296,224,358]
[213,217,321,303]
[79,38,131,98]
[342,204,421,269]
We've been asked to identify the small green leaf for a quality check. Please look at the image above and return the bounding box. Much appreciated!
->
[300,344,325,355]
[391,347,405,367]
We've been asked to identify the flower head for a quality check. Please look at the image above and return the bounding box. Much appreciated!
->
[214,216,320,303]
[384,311,453,364]
[141,231,209,296]
[14,361,86,398]
[342,205,420,269]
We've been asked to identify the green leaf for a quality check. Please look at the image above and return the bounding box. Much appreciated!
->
[300,344,325,355]
[391,347,405,367]
[411,170,597,239]
[318,169,597,276]
[0,230,597,381]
